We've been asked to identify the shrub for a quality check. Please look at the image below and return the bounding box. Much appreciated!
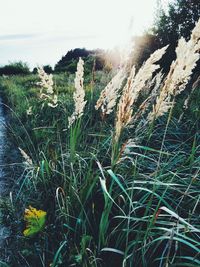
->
[0,61,30,76]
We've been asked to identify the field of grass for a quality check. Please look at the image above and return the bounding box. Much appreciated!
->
[0,27,200,267]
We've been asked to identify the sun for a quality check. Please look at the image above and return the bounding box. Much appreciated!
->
[86,0,157,52]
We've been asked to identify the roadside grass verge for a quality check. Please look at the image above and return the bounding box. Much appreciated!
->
[0,70,199,267]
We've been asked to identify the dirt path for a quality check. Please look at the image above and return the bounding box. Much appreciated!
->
[0,98,21,263]
[0,98,9,249]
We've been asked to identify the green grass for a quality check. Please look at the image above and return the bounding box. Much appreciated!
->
[0,72,199,267]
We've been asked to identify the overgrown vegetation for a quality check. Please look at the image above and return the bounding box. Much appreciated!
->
[1,23,200,266]
[54,48,109,74]
[0,2,200,267]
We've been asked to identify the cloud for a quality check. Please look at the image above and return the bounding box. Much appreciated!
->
[45,34,96,43]
[0,33,39,41]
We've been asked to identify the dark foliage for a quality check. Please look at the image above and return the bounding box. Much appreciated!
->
[131,34,161,70]
[154,0,200,45]
[54,48,106,74]
[32,65,53,74]
[131,0,200,71]
[0,62,30,76]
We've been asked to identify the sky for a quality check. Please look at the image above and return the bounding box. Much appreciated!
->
[0,0,166,69]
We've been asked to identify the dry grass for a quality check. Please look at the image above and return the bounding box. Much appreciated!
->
[149,19,200,121]
[68,57,87,127]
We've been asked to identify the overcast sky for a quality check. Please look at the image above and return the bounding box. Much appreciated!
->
[0,0,166,69]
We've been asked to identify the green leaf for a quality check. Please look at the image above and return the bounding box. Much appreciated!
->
[23,206,47,237]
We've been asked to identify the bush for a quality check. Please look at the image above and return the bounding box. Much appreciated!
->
[0,61,30,76]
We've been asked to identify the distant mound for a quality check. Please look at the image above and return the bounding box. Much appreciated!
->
[54,48,107,74]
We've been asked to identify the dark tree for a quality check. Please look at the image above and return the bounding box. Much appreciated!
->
[153,0,200,45]
[0,61,30,76]
[32,65,53,74]
[128,1,200,72]
[54,48,91,73]
[43,65,53,74]
[54,48,106,74]
[152,0,200,72]
[32,67,38,74]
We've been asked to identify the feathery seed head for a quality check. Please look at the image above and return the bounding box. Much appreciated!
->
[26,106,33,116]
[149,18,200,121]
[68,57,87,127]
[95,68,126,116]
[37,67,58,108]
[131,45,168,101]
[37,67,54,94]
[114,45,168,142]
[18,147,33,167]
